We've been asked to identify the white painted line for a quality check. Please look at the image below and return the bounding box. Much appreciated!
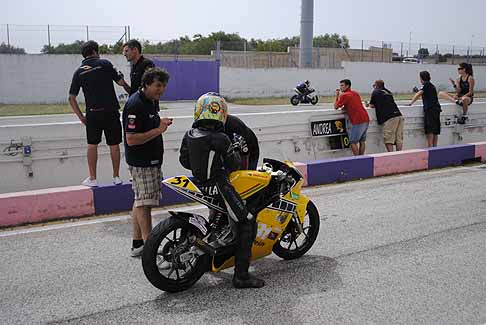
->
[0,121,81,128]
[2,100,483,128]
[0,204,206,238]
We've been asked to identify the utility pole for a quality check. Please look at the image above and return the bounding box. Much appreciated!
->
[470,34,474,61]
[299,0,314,68]
[408,31,412,57]
[6,24,10,47]
[47,24,51,53]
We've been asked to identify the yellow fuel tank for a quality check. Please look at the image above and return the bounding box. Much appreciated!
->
[228,170,271,200]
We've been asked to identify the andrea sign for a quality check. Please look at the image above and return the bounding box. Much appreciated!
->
[310,119,347,137]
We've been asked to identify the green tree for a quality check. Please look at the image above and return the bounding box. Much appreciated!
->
[41,40,85,54]
[418,48,430,58]
[41,40,124,54]
[0,43,26,54]
[313,33,349,48]
[37,32,350,55]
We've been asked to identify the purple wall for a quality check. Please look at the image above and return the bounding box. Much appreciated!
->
[153,59,220,101]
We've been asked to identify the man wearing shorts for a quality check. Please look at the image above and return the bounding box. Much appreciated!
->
[69,40,130,187]
[122,67,172,257]
[334,79,370,155]
[368,80,404,152]
[409,71,441,147]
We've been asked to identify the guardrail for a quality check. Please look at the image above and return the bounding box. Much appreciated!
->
[1,102,486,194]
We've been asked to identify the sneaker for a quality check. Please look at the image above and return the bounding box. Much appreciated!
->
[131,245,144,257]
[113,176,122,185]
[458,115,469,124]
[81,177,97,187]
[455,99,463,107]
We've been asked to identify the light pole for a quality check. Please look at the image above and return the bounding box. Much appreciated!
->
[469,34,474,60]
[408,32,412,57]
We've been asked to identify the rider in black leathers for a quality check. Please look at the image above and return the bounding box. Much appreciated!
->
[296,79,312,98]
[179,92,265,289]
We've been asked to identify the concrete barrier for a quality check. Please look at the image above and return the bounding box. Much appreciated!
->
[0,186,94,227]
[1,143,485,227]
[371,149,429,177]
[473,141,486,162]
[92,182,191,215]
[2,102,486,194]
[427,144,476,169]
[307,156,374,186]
[294,162,308,187]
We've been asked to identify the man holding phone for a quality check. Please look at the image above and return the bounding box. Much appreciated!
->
[122,67,172,257]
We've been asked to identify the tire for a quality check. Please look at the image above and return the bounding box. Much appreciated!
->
[310,96,319,105]
[142,217,210,293]
[272,201,320,260]
[290,95,300,106]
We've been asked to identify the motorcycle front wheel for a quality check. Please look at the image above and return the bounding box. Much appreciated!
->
[142,217,210,293]
[310,96,319,105]
[290,95,300,106]
[272,200,320,260]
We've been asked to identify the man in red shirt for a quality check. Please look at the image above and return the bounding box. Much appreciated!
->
[334,79,370,155]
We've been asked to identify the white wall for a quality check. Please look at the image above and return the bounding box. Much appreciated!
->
[0,54,130,104]
[1,102,485,193]
[220,67,343,98]
[2,54,486,103]
[220,62,486,98]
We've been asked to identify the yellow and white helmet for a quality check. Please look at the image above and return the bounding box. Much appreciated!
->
[194,92,228,127]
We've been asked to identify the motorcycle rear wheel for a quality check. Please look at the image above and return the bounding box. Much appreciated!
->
[272,201,320,260]
[290,95,300,106]
[142,217,210,293]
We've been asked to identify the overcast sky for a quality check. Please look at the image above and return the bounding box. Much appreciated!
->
[2,0,485,53]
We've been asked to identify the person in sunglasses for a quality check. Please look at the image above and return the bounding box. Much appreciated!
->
[439,63,475,124]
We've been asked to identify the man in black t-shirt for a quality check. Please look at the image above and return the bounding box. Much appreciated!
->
[122,39,155,96]
[122,67,173,257]
[368,80,404,152]
[409,71,442,148]
[68,40,130,187]
[225,115,260,170]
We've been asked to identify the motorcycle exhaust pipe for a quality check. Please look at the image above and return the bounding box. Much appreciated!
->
[194,238,218,256]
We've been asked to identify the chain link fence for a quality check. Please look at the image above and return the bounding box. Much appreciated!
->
[217,40,486,68]
[0,24,129,54]
[1,25,485,68]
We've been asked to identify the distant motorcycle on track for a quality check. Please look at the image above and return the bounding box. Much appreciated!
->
[290,87,319,106]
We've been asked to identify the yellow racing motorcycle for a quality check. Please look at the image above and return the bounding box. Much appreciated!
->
[142,158,320,292]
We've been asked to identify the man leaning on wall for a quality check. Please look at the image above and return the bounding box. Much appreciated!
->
[367,80,404,152]
[334,79,370,156]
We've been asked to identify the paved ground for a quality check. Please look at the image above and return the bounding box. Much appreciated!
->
[0,102,332,126]
[1,100,484,127]
[1,166,486,324]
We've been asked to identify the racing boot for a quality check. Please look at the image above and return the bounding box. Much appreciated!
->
[232,220,265,289]
[233,273,265,289]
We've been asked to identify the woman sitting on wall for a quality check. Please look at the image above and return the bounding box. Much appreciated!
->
[439,62,475,124]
